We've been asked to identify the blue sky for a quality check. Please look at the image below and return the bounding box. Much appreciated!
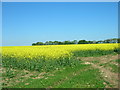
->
[2,2,118,46]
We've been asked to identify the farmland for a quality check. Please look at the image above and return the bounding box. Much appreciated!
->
[1,43,120,88]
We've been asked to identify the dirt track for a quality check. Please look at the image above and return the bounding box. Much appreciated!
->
[78,54,119,88]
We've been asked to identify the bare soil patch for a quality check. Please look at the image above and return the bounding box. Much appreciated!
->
[78,54,119,64]
[2,68,46,87]
[78,54,119,88]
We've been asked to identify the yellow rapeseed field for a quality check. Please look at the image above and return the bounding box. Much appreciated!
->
[1,43,119,60]
[1,43,119,71]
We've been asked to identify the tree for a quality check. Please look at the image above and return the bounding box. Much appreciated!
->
[32,43,36,46]
[48,41,53,45]
[45,41,49,45]
[36,42,44,45]
[78,40,88,44]
[87,41,93,44]
[52,41,58,45]
[63,41,71,44]
[58,41,63,45]
[72,40,78,44]
[32,38,119,46]
[118,38,120,43]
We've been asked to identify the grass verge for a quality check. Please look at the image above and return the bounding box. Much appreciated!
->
[4,64,106,88]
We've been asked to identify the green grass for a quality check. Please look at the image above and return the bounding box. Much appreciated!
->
[110,64,118,73]
[2,49,118,73]
[2,50,118,88]
[90,60,100,64]
[2,57,81,73]
[72,50,117,57]
[6,64,107,88]
[114,59,120,64]
[54,69,105,88]
[99,62,118,73]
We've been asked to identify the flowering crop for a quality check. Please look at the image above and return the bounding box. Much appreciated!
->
[1,43,119,72]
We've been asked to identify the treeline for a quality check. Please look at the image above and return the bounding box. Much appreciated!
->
[32,38,120,46]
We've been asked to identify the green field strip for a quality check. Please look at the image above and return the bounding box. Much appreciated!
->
[7,64,91,88]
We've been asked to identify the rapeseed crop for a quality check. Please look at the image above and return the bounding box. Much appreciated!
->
[1,43,119,72]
